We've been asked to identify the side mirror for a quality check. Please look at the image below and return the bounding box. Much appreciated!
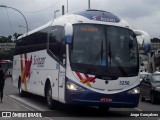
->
[65,23,73,44]
[134,30,151,54]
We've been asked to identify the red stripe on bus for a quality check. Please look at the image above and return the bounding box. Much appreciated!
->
[75,72,83,80]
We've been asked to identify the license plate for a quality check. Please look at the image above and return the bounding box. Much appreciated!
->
[101,98,112,102]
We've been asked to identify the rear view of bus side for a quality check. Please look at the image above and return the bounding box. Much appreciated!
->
[12,10,150,110]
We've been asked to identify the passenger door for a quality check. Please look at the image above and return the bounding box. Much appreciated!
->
[47,26,65,101]
[58,35,66,103]
[58,64,65,103]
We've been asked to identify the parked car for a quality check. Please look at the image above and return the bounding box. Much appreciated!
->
[139,72,151,82]
[140,72,160,104]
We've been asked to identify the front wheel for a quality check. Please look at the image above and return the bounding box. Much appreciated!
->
[141,94,145,101]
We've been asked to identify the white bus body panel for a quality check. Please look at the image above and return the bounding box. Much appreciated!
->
[12,50,66,102]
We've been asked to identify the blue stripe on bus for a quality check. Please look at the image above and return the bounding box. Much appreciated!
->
[74,10,121,23]
[65,77,139,108]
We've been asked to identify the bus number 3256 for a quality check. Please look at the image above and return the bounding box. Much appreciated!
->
[119,81,130,85]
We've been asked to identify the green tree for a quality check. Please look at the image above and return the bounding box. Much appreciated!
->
[0,33,22,43]
[0,36,7,43]
[13,33,22,41]
[7,35,12,42]
[0,35,13,43]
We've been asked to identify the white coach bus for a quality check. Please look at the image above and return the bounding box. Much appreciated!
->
[12,9,151,110]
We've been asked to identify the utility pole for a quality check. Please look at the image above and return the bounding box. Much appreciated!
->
[0,5,28,35]
[54,10,60,19]
[88,0,90,9]
[67,0,68,13]
[62,5,64,15]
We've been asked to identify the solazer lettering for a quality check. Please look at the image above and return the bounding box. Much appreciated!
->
[33,55,46,67]
[93,16,116,22]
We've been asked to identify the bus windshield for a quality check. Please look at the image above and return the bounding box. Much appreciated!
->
[70,24,138,77]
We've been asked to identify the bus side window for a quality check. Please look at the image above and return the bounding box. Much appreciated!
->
[48,26,65,65]
[15,28,48,55]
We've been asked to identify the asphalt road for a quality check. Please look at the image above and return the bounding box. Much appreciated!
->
[0,77,160,120]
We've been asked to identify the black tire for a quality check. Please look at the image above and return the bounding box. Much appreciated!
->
[150,93,156,104]
[46,83,55,109]
[141,94,145,101]
[141,96,145,101]
[18,80,25,97]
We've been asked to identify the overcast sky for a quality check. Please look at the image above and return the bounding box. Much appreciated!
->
[0,0,160,38]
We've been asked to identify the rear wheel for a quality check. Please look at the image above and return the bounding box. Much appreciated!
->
[18,80,25,97]
[46,83,54,109]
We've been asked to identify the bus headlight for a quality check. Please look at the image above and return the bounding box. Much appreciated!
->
[128,87,140,94]
[67,81,85,92]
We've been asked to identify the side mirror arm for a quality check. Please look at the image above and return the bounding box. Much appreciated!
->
[134,30,151,54]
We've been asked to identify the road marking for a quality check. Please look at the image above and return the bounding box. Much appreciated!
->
[8,95,45,111]
[4,95,34,111]
[4,95,53,120]
[134,107,143,111]
[6,94,144,118]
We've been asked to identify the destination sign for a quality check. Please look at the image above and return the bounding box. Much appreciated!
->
[80,27,99,32]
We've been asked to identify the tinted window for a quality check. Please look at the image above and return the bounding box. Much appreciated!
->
[48,26,65,63]
[70,24,138,77]
[71,25,106,66]
[15,27,49,55]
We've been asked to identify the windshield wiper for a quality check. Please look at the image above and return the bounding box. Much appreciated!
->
[100,38,104,61]
[91,39,105,65]
[108,41,128,76]
[108,41,112,66]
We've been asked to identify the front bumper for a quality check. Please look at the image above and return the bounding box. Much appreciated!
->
[65,78,140,108]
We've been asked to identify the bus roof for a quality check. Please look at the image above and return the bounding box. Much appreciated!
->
[18,21,52,40]
[17,9,130,40]
[73,9,121,23]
